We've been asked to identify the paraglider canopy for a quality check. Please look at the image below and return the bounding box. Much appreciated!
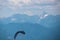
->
[14,31,25,40]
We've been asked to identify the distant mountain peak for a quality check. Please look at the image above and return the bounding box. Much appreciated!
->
[0,14,60,25]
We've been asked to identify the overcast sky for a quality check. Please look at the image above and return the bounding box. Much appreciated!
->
[0,0,60,18]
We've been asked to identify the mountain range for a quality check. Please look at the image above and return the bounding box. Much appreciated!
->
[0,14,60,27]
[0,14,60,40]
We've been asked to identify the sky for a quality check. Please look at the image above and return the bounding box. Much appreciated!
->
[0,0,60,39]
[0,0,60,18]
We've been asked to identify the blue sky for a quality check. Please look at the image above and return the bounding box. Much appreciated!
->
[0,0,60,18]
[0,0,60,40]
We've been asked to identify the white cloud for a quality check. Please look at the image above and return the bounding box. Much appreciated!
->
[11,18,16,21]
[0,13,14,18]
[22,0,32,4]
[7,0,31,6]
[44,14,48,17]
[40,14,48,19]
[24,10,34,16]
[43,4,60,15]
[0,0,60,18]
[32,0,55,4]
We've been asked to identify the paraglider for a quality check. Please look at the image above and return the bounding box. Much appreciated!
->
[14,31,25,40]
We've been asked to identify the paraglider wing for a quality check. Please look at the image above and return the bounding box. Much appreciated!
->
[14,31,25,40]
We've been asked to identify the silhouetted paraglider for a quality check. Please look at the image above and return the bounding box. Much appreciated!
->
[14,31,25,40]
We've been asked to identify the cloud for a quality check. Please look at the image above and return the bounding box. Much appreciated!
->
[34,0,55,3]
[24,10,33,16]
[40,14,48,19]
[0,0,60,18]
[7,0,32,7]
[43,1,60,15]
[32,0,56,5]
[11,18,16,21]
